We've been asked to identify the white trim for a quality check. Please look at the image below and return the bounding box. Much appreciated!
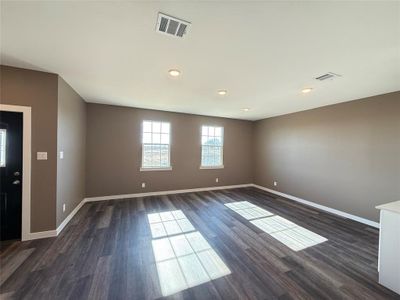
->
[22,183,380,240]
[56,199,86,235]
[27,230,57,240]
[378,210,382,272]
[141,120,171,170]
[200,165,224,169]
[140,166,172,172]
[200,125,224,168]
[0,104,32,241]
[84,184,253,202]
[55,184,253,236]
[18,198,86,240]
[252,184,379,228]
[17,184,251,240]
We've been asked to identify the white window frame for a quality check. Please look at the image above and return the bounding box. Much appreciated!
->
[200,125,224,169]
[140,120,172,171]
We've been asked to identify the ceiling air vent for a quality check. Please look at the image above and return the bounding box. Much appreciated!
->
[315,72,342,81]
[156,13,190,38]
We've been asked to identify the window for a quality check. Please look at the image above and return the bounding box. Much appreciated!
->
[0,129,6,167]
[141,121,171,170]
[201,126,223,168]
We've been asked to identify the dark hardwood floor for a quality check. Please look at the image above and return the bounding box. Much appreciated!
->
[1,187,399,299]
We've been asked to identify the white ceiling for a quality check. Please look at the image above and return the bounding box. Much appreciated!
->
[1,1,399,120]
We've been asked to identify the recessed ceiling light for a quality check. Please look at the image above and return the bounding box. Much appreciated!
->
[302,88,313,94]
[217,90,227,95]
[168,69,181,77]
[242,108,250,112]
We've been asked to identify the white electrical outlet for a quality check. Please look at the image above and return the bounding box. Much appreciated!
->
[274,181,278,186]
[142,182,146,188]
[63,203,66,212]
[60,151,64,159]
[216,178,219,183]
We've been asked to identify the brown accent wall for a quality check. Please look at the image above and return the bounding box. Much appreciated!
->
[0,65,58,232]
[56,77,86,226]
[86,103,253,197]
[253,91,400,222]
[2,65,398,231]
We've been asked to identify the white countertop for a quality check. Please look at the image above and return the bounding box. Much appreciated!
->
[376,200,400,214]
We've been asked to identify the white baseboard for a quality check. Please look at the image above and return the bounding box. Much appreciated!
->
[25,182,379,240]
[25,230,57,240]
[56,199,86,235]
[24,199,86,240]
[252,184,380,228]
[84,184,253,202]
[25,183,252,240]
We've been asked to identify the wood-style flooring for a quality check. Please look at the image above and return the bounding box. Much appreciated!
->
[1,187,399,299]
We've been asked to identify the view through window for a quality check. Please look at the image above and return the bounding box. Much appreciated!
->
[201,126,223,167]
[142,121,170,169]
[0,129,6,167]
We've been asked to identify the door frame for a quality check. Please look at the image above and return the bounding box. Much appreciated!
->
[0,104,31,241]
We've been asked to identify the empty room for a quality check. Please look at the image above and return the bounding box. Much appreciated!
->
[0,1,399,299]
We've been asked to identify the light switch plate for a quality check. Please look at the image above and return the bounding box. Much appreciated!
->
[37,152,48,160]
[60,151,64,159]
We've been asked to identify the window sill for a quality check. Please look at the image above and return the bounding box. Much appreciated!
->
[140,167,172,172]
[199,165,224,170]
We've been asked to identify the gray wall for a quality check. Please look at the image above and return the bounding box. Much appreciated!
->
[86,103,254,197]
[0,66,87,231]
[56,77,86,226]
[2,65,399,231]
[0,65,58,232]
[253,91,400,222]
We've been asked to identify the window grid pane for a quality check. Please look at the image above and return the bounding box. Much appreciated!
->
[201,126,223,167]
[142,121,170,168]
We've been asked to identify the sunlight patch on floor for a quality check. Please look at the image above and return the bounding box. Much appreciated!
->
[251,215,328,251]
[225,201,327,251]
[224,201,273,220]
[148,210,196,238]
[148,210,231,297]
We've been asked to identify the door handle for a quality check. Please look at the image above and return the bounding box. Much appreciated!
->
[12,180,20,185]
[14,171,20,176]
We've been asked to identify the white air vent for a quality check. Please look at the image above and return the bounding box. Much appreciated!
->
[156,13,190,38]
[315,72,342,81]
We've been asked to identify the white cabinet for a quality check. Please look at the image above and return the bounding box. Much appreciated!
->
[376,201,400,295]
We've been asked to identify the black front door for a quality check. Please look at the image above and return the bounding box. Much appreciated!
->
[0,111,23,241]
